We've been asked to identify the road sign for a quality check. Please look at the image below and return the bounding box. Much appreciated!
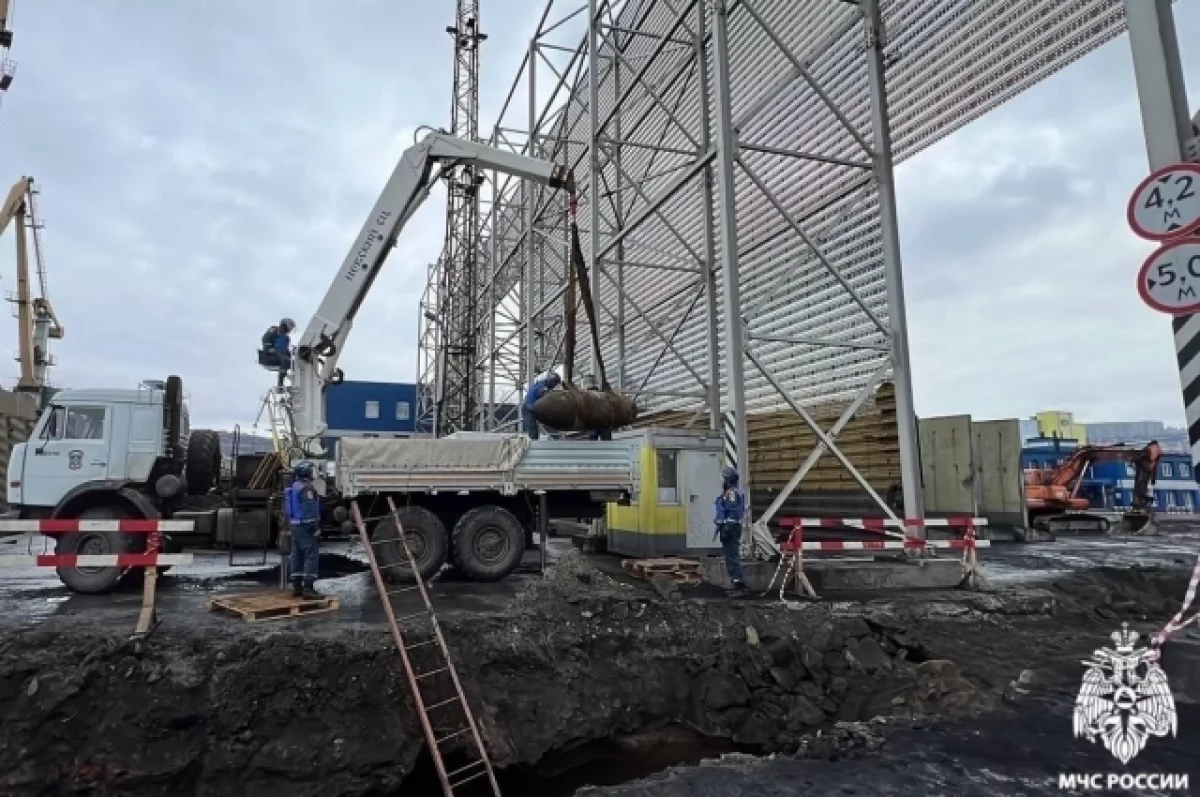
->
[1137,238,1200,315]
[1127,163,1200,241]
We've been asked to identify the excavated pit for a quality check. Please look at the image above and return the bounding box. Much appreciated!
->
[0,552,1196,796]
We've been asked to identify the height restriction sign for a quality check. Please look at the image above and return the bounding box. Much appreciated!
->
[1128,163,1200,241]
[1137,238,1200,315]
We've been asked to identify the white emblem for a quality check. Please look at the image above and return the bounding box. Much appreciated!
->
[1073,623,1177,764]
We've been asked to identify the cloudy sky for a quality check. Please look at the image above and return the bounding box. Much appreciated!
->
[0,1,1197,430]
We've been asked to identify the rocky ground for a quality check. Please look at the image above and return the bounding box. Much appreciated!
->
[0,548,1198,796]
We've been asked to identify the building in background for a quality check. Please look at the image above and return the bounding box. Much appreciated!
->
[1020,438,1198,513]
[1033,411,1088,445]
[1019,412,1189,453]
[1084,420,1189,452]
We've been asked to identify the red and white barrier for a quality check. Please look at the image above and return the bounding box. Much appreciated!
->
[787,538,990,552]
[0,516,196,639]
[1151,555,1200,659]
[0,553,193,568]
[767,517,987,600]
[776,516,984,541]
[0,519,193,535]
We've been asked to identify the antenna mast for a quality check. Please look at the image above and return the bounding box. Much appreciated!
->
[418,0,486,437]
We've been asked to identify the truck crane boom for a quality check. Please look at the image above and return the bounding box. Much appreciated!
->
[287,131,573,455]
[0,176,63,406]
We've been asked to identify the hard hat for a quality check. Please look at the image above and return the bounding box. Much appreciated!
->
[293,460,313,479]
[280,318,296,332]
[722,467,739,485]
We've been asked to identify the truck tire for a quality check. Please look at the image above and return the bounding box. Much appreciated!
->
[451,505,525,582]
[55,505,136,594]
[185,429,222,495]
[373,506,447,583]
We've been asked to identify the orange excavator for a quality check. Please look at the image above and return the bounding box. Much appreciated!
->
[1025,441,1161,534]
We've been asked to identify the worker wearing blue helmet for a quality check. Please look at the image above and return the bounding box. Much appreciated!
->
[283,460,323,598]
[714,466,747,595]
[522,371,562,440]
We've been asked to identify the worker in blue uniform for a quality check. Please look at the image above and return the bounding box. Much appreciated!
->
[522,371,562,440]
[283,460,323,599]
[714,466,748,595]
[259,318,295,387]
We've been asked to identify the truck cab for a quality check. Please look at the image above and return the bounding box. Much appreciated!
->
[5,376,235,594]
[8,380,190,514]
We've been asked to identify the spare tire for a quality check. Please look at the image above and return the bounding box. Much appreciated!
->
[185,429,222,495]
[373,506,448,583]
[451,505,525,582]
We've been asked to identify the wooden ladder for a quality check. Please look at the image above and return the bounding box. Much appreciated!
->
[350,498,501,796]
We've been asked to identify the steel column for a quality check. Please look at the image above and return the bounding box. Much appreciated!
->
[587,0,603,384]
[710,0,750,500]
[862,0,923,526]
[525,37,538,391]
[695,0,721,431]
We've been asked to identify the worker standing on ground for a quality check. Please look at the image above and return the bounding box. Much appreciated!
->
[714,467,748,595]
[522,371,562,440]
[284,461,323,599]
[259,318,296,387]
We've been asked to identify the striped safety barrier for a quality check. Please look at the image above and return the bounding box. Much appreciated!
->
[788,538,991,552]
[767,517,987,600]
[0,517,195,639]
[776,516,984,541]
[0,553,193,568]
[0,519,193,535]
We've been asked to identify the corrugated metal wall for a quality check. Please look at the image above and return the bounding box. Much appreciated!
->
[482,0,1128,418]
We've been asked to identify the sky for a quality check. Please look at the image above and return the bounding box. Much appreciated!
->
[0,1,1197,430]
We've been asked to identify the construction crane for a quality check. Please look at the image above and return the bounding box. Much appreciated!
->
[268,131,572,460]
[1025,441,1161,534]
[0,177,64,407]
[0,0,15,98]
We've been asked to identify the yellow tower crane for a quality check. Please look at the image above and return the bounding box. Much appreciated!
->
[0,177,64,406]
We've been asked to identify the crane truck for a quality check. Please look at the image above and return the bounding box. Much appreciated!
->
[5,131,686,593]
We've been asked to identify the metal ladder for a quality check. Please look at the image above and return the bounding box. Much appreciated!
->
[350,497,501,796]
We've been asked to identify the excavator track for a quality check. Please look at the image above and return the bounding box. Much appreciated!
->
[1038,511,1158,536]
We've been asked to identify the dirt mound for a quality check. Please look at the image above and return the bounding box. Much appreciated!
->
[8,553,1178,796]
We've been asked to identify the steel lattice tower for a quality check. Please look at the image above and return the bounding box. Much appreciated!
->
[421,0,486,437]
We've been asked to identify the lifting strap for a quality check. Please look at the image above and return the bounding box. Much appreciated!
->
[564,210,610,391]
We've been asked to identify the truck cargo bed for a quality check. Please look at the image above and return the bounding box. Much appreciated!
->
[336,435,637,496]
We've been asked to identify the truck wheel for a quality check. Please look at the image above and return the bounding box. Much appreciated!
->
[55,506,134,594]
[185,429,222,495]
[452,506,525,582]
[373,506,447,583]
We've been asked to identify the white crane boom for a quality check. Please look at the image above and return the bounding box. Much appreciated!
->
[288,131,572,454]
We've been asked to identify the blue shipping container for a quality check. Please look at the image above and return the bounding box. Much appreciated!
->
[324,381,418,438]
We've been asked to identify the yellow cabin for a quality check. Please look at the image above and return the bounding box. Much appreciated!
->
[605,428,724,557]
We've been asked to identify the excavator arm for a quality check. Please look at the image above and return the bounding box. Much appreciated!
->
[1048,443,1161,488]
[289,131,573,454]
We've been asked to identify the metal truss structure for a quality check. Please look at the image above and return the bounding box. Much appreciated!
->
[434,0,1129,533]
[417,0,488,436]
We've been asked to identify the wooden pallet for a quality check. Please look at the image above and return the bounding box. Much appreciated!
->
[207,591,340,623]
[622,557,702,584]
